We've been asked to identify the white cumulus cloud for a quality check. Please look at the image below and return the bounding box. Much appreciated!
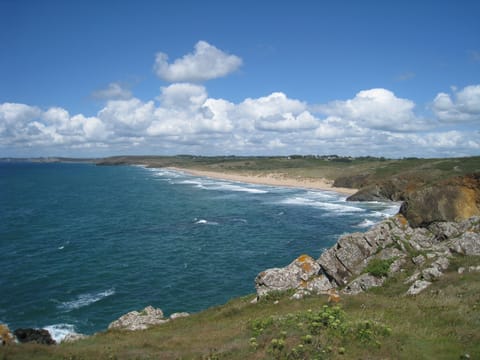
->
[316,88,430,132]
[432,85,480,122]
[2,83,480,158]
[154,41,242,82]
[158,83,208,110]
[0,102,113,147]
[98,98,155,134]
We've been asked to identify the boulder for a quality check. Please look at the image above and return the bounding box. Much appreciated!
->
[108,306,168,331]
[421,266,443,281]
[406,280,432,295]
[342,274,386,295]
[449,231,480,255]
[13,328,56,345]
[255,254,334,297]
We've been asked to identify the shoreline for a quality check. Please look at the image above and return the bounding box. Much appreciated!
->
[165,167,358,196]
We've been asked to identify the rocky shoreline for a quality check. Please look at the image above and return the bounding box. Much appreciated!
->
[2,169,479,347]
[4,210,478,346]
[255,214,480,300]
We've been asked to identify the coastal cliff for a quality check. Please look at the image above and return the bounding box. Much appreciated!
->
[399,173,480,227]
[256,171,480,299]
[2,156,480,359]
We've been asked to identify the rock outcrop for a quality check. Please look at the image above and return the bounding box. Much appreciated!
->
[400,174,480,227]
[13,328,56,345]
[109,306,168,331]
[108,306,189,331]
[346,180,407,202]
[321,214,479,295]
[255,254,334,299]
[345,173,480,227]
[255,215,480,298]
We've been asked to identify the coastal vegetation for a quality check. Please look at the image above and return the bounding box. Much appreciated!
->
[2,155,479,359]
[1,254,479,359]
[94,154,480,185]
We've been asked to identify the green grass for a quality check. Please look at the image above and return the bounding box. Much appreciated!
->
[363,258,397,278]
[2,255,479,359]
[95,155,480,192]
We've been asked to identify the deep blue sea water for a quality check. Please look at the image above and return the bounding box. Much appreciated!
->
[0,162,399,341]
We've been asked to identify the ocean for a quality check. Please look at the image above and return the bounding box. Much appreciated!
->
[0,162,399,341]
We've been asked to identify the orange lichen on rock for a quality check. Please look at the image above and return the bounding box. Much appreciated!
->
[297,254,311,263]
[396,213,409,228]
[296,254,314,272]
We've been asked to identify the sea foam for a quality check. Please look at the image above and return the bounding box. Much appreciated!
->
[194,218,219,225]
[43,323,77,343]
[59,289,115,312]
[280,196,365,213]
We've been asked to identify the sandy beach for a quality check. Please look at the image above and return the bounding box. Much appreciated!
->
[167,167,358,196]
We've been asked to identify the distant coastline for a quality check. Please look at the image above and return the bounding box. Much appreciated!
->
[167,166,358,196]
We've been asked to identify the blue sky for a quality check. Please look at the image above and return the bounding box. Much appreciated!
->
[1,0,479,158]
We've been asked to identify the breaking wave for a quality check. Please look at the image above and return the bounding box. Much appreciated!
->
[43,323,77,343]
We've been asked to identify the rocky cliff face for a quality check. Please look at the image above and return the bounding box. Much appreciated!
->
[345,173,480,228]
[399,173,480,227]
[255,215,480,298]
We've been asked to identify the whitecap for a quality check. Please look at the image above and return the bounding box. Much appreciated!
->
[303,190,338,200]
[200,181,268,194]
[178,180,203,186]
[280,197,365,213]
[357,219,376,228]
[218,183,268,194]
[59,289,115,312]
[232,218,248,223]
[150,169,183,179]
[368,202,402,218]
[43,323,77,343]
[194,219,219,225]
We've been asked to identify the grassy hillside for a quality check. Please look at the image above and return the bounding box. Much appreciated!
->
[2,255,479,359]
[96,155,480,189]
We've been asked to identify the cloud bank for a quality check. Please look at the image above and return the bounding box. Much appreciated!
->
[1,42,479,158]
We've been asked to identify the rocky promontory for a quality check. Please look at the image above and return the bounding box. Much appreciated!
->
[399,173,480,227]
[346,173,480,226]
[256,214,480,298]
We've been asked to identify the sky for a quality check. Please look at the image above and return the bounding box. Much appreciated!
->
[1,0,479,158]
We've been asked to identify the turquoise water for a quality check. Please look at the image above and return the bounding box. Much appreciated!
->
[0,162,399,341]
